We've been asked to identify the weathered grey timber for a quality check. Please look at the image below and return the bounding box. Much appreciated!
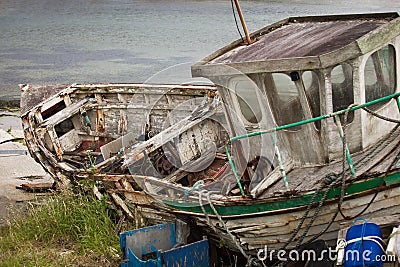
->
[192,13,400,76]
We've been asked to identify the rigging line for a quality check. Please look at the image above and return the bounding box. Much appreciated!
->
[362,107,400,124]
[294,183,336,248]
[283,105,354,251]
[281,172,341,250]
[197,190,257,264]
[338,104,357,210]
[279,104,400,254]
[287,174,342,251]
[338,148,399,220]
[335,103,380,220]
[205,191,249,260]
[304,210,340,246]
[352,123,400,171]
[230,0,244,43]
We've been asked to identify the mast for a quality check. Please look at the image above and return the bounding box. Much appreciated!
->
[233,0,254,45]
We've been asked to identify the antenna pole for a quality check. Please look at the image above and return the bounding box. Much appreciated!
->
[233,0,253,44]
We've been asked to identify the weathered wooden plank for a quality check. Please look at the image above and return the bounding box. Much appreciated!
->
[59,129,81,152]
[193,13,399,77]
[111,193,134,220]
[251,160,294,197]
[319,42,362,68]
[100,132,135,160]
[123,104,218,168]
[20,84,71,114]
[192,57,322,77]
[357,16,400,54]
[42,98,89,128]
[18,182,54,192]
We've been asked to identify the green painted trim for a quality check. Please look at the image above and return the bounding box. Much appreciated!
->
[334,115,356,178]
[163,171,400,216]
[385,173,400,186]
[230,92,400,142]
[271,131,289,189]
[225,144,245,196]
[396,96,400,112]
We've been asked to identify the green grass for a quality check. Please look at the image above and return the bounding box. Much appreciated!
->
[0,191,125,266]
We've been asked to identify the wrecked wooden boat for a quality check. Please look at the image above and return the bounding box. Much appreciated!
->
[119,12,400,262]
[22,11,400,265]
[20,83,216,189]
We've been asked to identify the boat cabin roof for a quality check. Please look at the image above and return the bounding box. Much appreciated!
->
[192,12,400,77]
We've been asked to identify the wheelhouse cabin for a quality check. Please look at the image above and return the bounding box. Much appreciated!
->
[192,13,400,169]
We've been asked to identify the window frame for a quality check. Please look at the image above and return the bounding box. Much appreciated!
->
[363,44,397,111]
[229,76,265,126]
[330,63,355,124]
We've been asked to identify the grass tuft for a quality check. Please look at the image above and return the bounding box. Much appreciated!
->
[0,190,124,266]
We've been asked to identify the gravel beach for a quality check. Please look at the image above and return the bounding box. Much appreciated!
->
[0,112,53,227]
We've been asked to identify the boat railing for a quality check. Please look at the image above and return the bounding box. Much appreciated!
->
[226,92,400,196]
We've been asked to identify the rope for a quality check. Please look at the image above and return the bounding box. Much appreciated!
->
[198,190,264,266]
[352,123,400,171]
[337,104,357,218]
[281,105,356,251]
[223,98,400,262]
[281,173,342,250]
[205,191,249,259]
[338,103,400,219]
[304,104,400,245]
[230,0,245,43]
[283,103,372,251]
[294,181,336,248]
[225,144,245,196]
[301,107,400,245]
[198,190,219,235]
[276,105,355,253]
[362,106,400,124]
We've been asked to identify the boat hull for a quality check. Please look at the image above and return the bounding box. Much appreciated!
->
[156,171,400,255]
[21,83,216,186]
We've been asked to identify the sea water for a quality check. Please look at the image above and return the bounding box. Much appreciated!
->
[1,0,399,98]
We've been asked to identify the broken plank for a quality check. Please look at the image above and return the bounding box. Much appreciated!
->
[17,182,54,192]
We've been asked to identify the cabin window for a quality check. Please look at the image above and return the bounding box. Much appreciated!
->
[265,73,304,131]
[331,63,354,123]
[302,71,321,130]
[233,78,263,124]
[364,45,396,110]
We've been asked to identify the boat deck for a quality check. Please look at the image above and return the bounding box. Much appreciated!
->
[259,126,400,198]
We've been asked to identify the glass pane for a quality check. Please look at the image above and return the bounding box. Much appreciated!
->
[303,71,321,130]
[331,63,354,123]
[365,45,396,110]
[264,73,304,130]
[234,79,263,124]
[274,73,299,102]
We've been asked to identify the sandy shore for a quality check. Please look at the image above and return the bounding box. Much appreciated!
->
[0,112,53,227]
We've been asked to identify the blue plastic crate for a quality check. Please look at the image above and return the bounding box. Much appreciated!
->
[120,222,209,267]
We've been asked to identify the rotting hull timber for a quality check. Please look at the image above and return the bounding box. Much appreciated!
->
[20,83,216,189]
[161,171,400,254]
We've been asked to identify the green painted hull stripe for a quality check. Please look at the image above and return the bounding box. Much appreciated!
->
[163,172,400,216]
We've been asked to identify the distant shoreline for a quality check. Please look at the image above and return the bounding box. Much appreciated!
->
[0,96,20,109]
